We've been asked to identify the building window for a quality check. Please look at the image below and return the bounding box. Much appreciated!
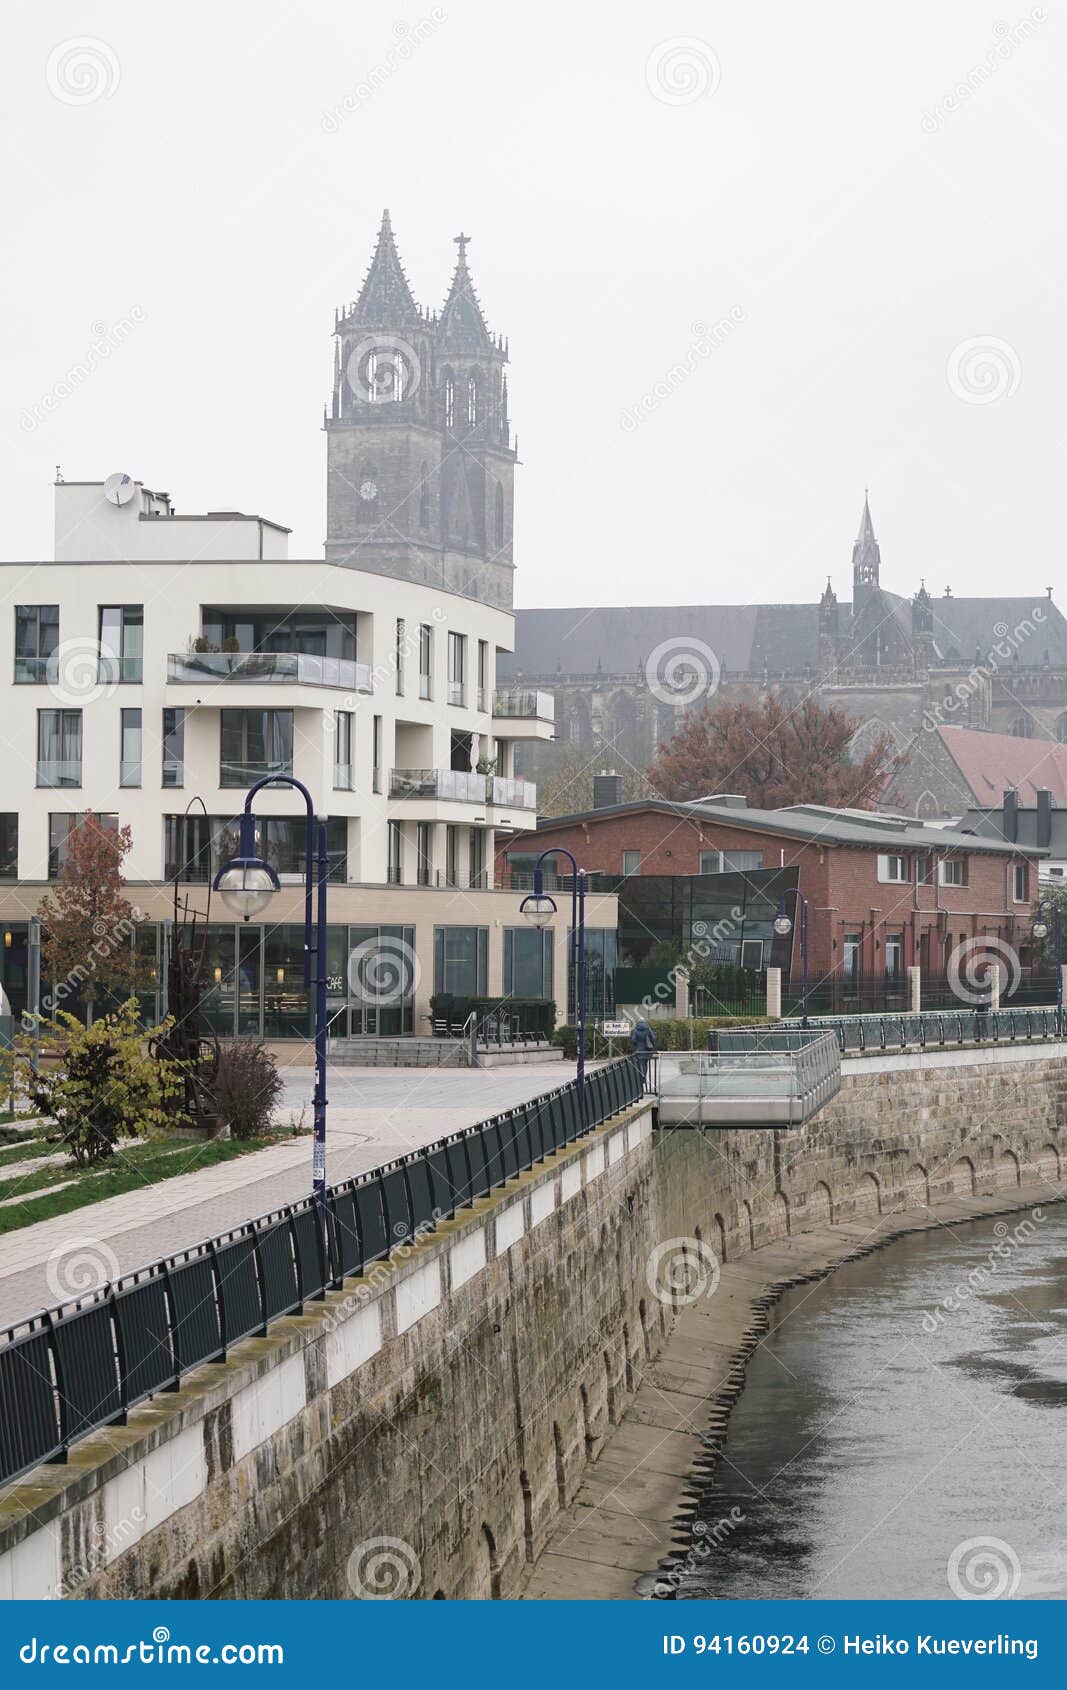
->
[219,710,293,786]
[164,815,346,885]
[569,928,616,1021]
[698,851,719,874]
[162,708,184,788]
[14,606,58,683]
[37,709,82,788]
[444,374,455,429]
[843,933,861,984]
[447,632,466,706]
[395,619,405,696]
[48,812,118,879]
[417,822,433,887]
[469,827,486,889]
[120,708,142,788]
[1011,716,1034,738]
[622,850,641,876]
[467,373,478,425]
[445,825,459,888]
[372,714,383,794]
[477,640,489,712]
[884,935,904,980]
[419,624,432,699]
[723,850,763,873]
[740,938,765,971]
[503,928,554,998]
[939,858,966,887]
[0,815,17,879]
[877,853,908,883]
[915,855,931,885]
[334,711,353,790]
[1012,862,1028,903]
[433,926,489,997]
[98,605,143,684]
[387,822,403,885]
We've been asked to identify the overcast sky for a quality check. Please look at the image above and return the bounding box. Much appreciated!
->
[4,2,1064,609]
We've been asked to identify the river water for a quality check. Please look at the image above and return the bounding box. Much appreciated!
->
[671,1206,1067,1600]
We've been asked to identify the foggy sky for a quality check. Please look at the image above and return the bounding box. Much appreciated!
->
[4,1,1064,609]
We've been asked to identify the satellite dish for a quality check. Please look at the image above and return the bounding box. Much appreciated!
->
[104,472,136,507]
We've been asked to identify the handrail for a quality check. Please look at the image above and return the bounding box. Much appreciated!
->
[0,1057,645,1489]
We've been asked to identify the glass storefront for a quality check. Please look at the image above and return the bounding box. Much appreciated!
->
[568,927,617,1023]
[433,926,489,997]
[502,927,553,999]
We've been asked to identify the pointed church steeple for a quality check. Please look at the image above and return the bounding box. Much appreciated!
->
[852,490,881,592]
[347,209,421,327]
[439,231,493,349]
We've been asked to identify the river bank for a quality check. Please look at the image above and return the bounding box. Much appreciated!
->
[523,1179,1065,1600]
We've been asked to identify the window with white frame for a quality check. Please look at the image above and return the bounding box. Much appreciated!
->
[939,858,966,887]
[877,853,908,883]
[621,849,641,876]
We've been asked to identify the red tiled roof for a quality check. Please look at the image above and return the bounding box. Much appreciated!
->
[939,725,1067,804]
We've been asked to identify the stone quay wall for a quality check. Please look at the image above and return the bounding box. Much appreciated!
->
[1,1045,1064,1601]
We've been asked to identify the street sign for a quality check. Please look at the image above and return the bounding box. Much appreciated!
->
[601,1020,632,1039]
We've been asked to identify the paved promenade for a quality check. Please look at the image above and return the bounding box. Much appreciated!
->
[0,1063,579,1328]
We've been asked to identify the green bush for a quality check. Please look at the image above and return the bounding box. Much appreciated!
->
[551,1014,769,1059]
[19,1000,184,1166]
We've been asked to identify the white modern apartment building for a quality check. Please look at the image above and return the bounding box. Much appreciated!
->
[0,214,619,1041]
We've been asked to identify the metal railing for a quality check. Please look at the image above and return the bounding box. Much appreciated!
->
[0,1058,644,1489]
[167,652,373,692]
[490,776,537,810]
[778,1005,1066,1052]
[491,688,555,722]
[651,1028,842,1127]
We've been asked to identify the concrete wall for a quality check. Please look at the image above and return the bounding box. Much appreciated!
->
[2,1047,1065,1601]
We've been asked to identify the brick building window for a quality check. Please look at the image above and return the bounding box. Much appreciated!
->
[877,853,908,883]
[939,858,967,887]
[622,850,641,876]
[1012,862,1028,903]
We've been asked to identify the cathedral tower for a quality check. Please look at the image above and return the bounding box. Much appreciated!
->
[325,211,517,608]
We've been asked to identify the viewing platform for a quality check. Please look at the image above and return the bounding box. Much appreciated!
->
[653,1028,842,1128]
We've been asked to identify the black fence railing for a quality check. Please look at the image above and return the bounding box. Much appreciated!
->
[777,1006,1065,1052]
[783,974,1061,1017]
[0,1058,645,1490]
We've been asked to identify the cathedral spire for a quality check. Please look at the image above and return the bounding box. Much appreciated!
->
[348,208,421,327]
[439,230,493,349]
[852,490,881,592]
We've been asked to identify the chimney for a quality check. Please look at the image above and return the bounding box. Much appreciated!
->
[1037,787,1053,849]
[592,770,622,810]
[1003,788,1018,843]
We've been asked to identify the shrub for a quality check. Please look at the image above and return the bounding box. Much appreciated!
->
[552,1014,770,1059]
[19,1000,184,1166]
[212,1040,284,1138]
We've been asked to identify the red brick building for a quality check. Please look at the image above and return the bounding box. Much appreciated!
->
[500,797,1045,980]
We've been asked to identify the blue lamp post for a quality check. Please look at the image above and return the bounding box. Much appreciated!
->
[213,775,329,1211]
[1031,899,1063,1030]
[520,849,586,1101]
[774,891,809,1027]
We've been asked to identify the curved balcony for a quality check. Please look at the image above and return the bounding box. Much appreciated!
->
[491,688,555,741]
[167,652,372,692]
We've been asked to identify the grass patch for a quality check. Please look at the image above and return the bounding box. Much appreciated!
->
[0,1133,299,1238]
[0,1136,58,1173]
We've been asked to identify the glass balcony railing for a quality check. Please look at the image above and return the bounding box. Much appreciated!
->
[15,656,53,684]
[447,681,465,707]
[99,653,143,684]
[492,688,555,722]
[36,760,82,788]
[220,757,294,788]
[389,768,489,802]
[490,776,537,809]
[168,652,373,692]
[333,762,353,791]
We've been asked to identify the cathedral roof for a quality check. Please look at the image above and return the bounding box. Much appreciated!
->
[345,209,421,327]
[498,603,824,680]
[438,233,493,349]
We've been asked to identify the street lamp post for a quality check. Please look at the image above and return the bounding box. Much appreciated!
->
[1031,899,1063,1031]
[774,892,809,1027]
[520,848,586,1102]
[213,775,329,1211]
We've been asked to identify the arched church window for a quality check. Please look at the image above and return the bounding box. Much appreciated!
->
[444,373,455,429]
[494,483,504,550]
[467,373,479,425]
[365,346,407,403]
[1011,715,1034,738]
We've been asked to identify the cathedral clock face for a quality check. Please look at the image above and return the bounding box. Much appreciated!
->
[359,480,378,501]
